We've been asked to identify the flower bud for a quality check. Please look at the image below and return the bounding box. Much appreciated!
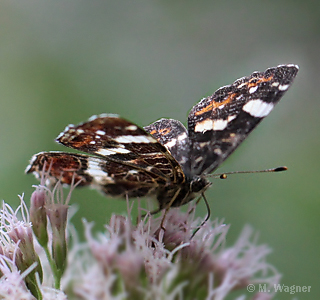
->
[30,186,48,247]
[46,203,68,277]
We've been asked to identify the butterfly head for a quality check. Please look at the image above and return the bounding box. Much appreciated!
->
[190,175,211,194]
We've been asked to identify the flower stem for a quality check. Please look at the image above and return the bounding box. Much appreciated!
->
[43,244,61,289]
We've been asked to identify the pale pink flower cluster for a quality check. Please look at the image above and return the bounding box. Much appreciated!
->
[0,182,280,300]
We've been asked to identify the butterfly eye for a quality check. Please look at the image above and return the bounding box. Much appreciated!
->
[190,176,209,193]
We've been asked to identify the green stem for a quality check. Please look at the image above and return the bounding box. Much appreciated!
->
[43,245,61,289]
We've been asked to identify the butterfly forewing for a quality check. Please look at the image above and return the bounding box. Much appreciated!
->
[187,65,299,175]
[56,114,184,183]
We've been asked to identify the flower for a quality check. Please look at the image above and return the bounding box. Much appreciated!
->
[29,186,48,248]
[0,183,281,300]
[0,250,38,300]
[63,208,281,300]
[0,196,43,298]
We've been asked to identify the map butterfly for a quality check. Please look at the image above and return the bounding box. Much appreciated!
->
[26,64,298,211]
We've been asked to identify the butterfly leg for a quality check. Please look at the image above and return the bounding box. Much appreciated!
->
[187,194,203,216]
[190,193,211,239]
[159,188,182,232]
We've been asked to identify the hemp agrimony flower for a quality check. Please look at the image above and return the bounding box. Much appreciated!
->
[0,182,281,300]
[0,197,43,299]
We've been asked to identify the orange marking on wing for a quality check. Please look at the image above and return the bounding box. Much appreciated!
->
[159,128,171,135]
[194,75,274,117]
[149,129,157,135]
[247,75,273,88]
[43,156,80,172]
[194,92,238,116]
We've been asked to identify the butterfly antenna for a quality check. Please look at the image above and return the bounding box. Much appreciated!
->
[207,166,288,179]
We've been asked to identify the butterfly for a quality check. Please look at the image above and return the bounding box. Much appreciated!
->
[26,64,298,212]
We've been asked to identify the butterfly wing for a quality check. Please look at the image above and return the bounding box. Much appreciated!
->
[26,114,187,198]
[56,114,185,182]
[187,64,299,175]
[26,151,162,197]
[144,118,190,171]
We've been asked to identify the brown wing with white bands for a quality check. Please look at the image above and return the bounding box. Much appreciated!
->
[56,114,185,184]
[26,151,163,198]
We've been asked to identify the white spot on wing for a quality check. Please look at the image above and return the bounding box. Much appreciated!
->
[86,159,114,184]
[237,82,247,88]
[96,130,106,135]
[194,119,213,133]
[212,119,228,131]
[164,138,177,148]
[125,125,138,131]
[114,135,156,143]
[88,115,98,121]
[249,85,258,94]
[285,64,299,69]
[278,84,289,91]
[243,99,274,118]
[177,132,187,141]
[96,148,131,156]
[227,115,236,122]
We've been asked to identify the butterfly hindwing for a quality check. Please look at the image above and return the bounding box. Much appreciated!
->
[26,152,95,187]
[26,151,164,198]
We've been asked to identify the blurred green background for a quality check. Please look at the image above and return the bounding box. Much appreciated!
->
[0,1,319,299]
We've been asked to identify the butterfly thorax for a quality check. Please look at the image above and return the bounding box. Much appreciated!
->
[156,174,210,209]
